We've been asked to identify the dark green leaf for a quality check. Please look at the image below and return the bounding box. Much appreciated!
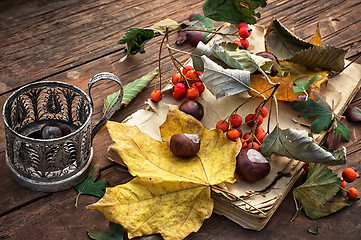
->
[293,75,320,93]
[103,69,158,114]
[266,19,346,71]
[307,227,319,235]
[74,164,108,207]
[190,14,214,29]
[261,126,344,165]
[266,18,313,59]
[117,28,155,62]
[203,0,267,25]
[291,91,333,133]
[293,164,343,218]
[88,222,123,240]
[326,119,350,149]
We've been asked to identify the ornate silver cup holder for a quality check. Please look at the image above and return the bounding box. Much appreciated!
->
[3,73,123,192]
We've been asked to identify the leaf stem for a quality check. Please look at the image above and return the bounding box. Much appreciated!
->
[157,31,167,90]
[211,185,266,216]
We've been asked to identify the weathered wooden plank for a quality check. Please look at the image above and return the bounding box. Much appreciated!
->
[0,0,205,94]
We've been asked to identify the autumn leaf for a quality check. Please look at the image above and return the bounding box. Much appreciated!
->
[88,222,123,240]
[149,19,179,33]
[117,28,155,62]
[261,126,344,165]
[74,164,108,207]
[293,75,320,94]
[103,68,158,114]
[308,23,322,46]
[345,106,361,122]
[265,18,346,72]
[326,119,350,149]
[203,0,267,25]
[293,164,357,220]
[249,61,328,102]
[88,105,241,240]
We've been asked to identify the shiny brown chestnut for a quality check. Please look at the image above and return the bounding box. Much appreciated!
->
[236,148,270,182]
[170,133,200,158]
[179,100,204,121]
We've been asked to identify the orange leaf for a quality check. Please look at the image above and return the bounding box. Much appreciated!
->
[309,23,323,46]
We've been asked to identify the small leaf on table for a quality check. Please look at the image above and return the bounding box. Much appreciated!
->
[149,19,179,33]
[74,164,108,207]
[345,106,361,122]
[88,222,123,240]
[103,68,158,114]
[117,28,155,62]
[307,227,319,235]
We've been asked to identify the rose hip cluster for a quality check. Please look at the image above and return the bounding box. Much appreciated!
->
[150,65,205,103]
[216,105,269,151]
[171,65,205,101]
[233,22,252,49]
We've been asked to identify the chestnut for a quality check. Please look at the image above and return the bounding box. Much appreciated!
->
[179,100,204,121]
[255,51,279,77]
[170,133,200,158]
[235,148,270,182]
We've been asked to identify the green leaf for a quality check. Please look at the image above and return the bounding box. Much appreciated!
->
[293,75,320,93]
[103,69,158,114]
[293,164,343,217]
[291,91,333,133]
[266,18,314,60]
[190,14,214,29]
[88,222,123,240]
[117,28,155,62]
[305,192,357,220]
[149,19,179,33]
[203,0,267,25]
[326,119,350,149]
[307,227,319,235]
[266,19,346,71]
[199,56,250,99]
[74,164,108,207]
[261,126,344,165]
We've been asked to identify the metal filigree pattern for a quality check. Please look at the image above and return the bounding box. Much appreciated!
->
[3,81,92,182]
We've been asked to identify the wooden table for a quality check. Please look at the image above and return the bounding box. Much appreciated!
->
[1,0,361,239]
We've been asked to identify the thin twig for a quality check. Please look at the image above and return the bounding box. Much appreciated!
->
[157,32,167,90]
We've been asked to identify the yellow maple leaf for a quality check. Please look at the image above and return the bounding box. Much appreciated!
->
[249,61,329,102]
[88,105,241,240]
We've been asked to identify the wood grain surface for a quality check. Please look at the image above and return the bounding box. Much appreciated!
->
[1,0,360,239]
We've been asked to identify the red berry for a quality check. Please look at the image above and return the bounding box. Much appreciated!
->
[247,142,260,151]
[232,40,241,46]
[196,71,203,77]
[194,81,205,93]
[239,38,249,49]
[238,22,248,29]
[238,26,252,39]
[256,131,267,144]
[256,106,268,118]
[216,120,229,132]
[186,86,200,99]
[150,90,163,102]
[185,70,199,80]
[172,91,184,101]
[341,181,346,189]
[240,138,248,149]
[243,132,253,143]
[245,113,263,128]
[347,188,358,200]
[230,114,242,128]
[226,128,240,141]
[342,168,357,183]
[255,126,264,135]
[174,83,187,96]
[172,74,182,85]
[182,65,194,75]
[303,163,309,173]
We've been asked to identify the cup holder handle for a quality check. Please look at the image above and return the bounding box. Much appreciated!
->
[88,72,123,142]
